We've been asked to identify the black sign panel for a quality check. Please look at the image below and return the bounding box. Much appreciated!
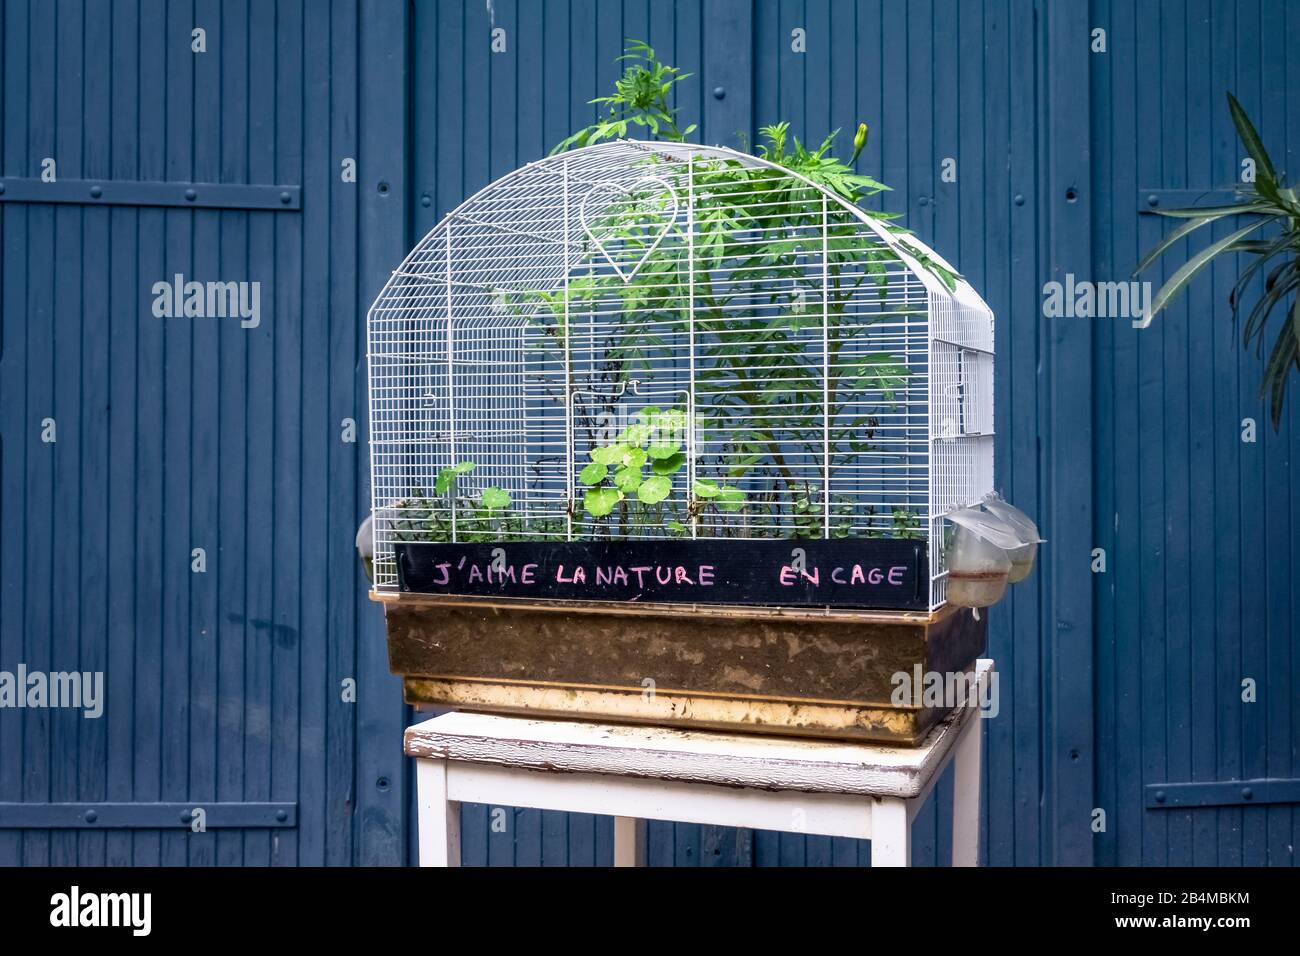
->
[395,538,928,610]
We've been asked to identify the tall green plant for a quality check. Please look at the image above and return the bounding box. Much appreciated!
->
[537,40,950,536]
[1136,92,1300,429]
[550,40,696,153]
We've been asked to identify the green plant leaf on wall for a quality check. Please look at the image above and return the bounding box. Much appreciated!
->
[1135,93,1300,431]
[1147,219,1270,321]
[1133,208,1261,277]
[1227,92,1278,192]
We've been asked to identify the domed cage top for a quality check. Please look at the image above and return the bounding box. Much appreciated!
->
[366,140,994,611]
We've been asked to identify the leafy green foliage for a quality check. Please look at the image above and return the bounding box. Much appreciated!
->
[384,41,949,548]
[582,407,695,525]
[391,463,531,543]
[434,460,475,495]
[550,40,697,154]
[1136,93,1300,429]
[536,40,951,539]
[583,487,621,518]
[479,487,512,512]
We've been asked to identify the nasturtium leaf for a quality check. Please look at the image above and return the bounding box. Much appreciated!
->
[637,476,672,504]
[434,462,474,495]
[652,452,686,476]
[591,444,628,466]
[621,447,648,469]
[579,462,608,486]
[480,487,511,511]
[647,438,681,459]
[666,520,688,534]
[621,424,651,447]
[583,487,622,518]
[717,487,746,512]
[694,480,721,499]
[614,467,644,494]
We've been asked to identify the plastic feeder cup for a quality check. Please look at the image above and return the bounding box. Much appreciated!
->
[982,498,1044,584]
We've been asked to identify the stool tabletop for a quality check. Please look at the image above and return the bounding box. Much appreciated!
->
[404,660,991,799]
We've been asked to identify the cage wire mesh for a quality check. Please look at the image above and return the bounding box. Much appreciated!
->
[367,141,995,609]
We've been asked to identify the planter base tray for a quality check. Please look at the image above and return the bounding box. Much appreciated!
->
[376,593,986,746]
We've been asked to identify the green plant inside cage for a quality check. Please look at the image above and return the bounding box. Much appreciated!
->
[392,40,947,546]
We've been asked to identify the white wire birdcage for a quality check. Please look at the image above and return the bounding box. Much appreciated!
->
[366,140,994,609]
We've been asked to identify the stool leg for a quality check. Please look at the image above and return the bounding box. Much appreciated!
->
[613,816,646,867]
[416,758,461,867]
[870,798,911,867]
[951,716,983,866]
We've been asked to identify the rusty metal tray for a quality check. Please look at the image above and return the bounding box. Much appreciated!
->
[375,593,986,745]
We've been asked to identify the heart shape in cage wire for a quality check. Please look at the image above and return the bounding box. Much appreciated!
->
[578,176,680,283]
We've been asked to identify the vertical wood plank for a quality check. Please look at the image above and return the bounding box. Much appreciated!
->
[129,0,167,867]
[1209,0,1242,867]
[215,0,251,869]
[297,0,332,868]
[1255,0,1292,868]
[300,0,333,867]
[242,0,276,867]
[1090,0,1121,868]
[52,1,88,828]
[1182,0,1219,868]
[103,0,142,870]
[77,0,111,869]
[188,0,222,870]
[357,0,410,866]
[0,0,31,870]
[701,0,752,147]
[1041,0,1095,866]
[1004,0,1043,867]
[271,0,305,868]
[327,0,361,868]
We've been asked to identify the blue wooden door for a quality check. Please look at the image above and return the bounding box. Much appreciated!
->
[1089,0,1300,866]
[0,0,409,865]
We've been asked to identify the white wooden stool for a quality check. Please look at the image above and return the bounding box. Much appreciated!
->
[405,659,991,867]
